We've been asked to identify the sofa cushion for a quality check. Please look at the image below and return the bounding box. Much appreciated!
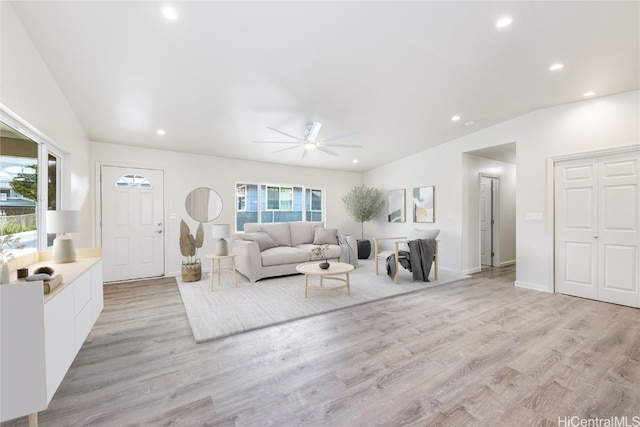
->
[260,246,310,267]
[313,228,338,245]
[245,222,292,247]
[239,231,278,252]
[290,221,324,246]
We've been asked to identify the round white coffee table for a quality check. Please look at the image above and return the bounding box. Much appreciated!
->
[296,261,354,298]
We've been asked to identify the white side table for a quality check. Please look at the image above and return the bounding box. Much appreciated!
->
[205,253,237,291]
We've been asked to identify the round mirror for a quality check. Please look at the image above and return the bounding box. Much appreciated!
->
[185,187,222,222]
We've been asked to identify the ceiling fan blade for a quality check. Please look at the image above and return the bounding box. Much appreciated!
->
[322,143,363,148]
[317,131,359,143]
[316,146,340,156]
[306,122,322,141]
[253,140,300,145]
[266,127,304,142]
[272,145,302,154]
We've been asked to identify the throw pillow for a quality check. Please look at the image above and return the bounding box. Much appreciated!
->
[241,231,278,252]
[313,228,338,245]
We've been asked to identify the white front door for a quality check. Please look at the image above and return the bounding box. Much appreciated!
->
[100,166,165,282]
[555,151,639,307]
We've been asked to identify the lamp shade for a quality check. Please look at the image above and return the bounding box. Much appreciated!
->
[46,210,80,263]
[212,224,231,256]
[211,224,230,239]
[46,210,80,234]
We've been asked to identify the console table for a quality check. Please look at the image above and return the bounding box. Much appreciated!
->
[0,248,103,427]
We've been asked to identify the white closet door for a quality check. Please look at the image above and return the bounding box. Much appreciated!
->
[555,158,598,300]
[555,151,639,308]
[597,153,639,306]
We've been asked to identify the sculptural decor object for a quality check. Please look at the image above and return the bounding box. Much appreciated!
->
[180,220,204,282]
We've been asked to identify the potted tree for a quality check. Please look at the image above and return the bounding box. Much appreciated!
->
[179,219,204,282]
[342,184,384,259]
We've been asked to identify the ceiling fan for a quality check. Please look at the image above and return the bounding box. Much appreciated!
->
[253,122,362,158]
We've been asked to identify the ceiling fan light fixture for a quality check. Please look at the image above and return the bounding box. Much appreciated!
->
[304,142,316,150]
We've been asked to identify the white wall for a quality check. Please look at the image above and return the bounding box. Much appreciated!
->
[364,90,639,291]
[92,142,362,276]
[0,3,93,246]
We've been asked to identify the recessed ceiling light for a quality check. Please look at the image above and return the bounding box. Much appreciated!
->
[156,129,166,135]
[496,16,513,28]
[162,7,178,20]
[549,63,565,71]
[352,159,358,164]
[451,115,461,122]
[583,91,596,97]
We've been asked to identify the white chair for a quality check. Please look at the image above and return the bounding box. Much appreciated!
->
[373,229,439,284]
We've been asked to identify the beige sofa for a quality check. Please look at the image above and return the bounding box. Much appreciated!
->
[232,221,358,282]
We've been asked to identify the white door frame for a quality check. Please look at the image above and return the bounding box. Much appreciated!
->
[547,144,640,293]
[94,161,167,278]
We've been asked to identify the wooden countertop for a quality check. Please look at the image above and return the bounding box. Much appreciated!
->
[6,248,102,303]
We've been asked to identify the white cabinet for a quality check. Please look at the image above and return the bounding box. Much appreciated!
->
[0,282,47,422]
[0,255,103,426]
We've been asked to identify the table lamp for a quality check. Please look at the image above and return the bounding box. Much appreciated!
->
[46,210,80,263]
[212,224,231,256]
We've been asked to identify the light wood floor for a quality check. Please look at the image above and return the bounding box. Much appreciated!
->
[3,266,639,426]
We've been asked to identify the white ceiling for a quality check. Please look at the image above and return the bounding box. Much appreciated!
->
[9,1,639,171]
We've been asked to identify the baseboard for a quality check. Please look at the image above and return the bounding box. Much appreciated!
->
[515,280,553,293]
[463,267,482,275]
[498,260,515,267]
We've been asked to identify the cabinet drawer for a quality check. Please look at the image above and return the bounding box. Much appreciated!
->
[74,302,93,351]
[73,271,91,316]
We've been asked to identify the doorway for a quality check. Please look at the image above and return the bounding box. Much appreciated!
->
[100,165,165,282]
[480,175,499,267]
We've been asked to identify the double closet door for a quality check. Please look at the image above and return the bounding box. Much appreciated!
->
[555,151,639,308]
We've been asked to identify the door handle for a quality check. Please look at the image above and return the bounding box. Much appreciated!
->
[154,230,163,234]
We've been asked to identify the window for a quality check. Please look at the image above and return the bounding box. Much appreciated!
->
[235,182,324,231]
[265,186,293,211]
[0,115,62,256]
[306,188,323,221]
[237,185,246,211]
[115,174,152,188]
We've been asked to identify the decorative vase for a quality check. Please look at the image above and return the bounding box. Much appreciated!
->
[1,263,10,284]
[319,261,330,270]
[357,239,371,259]
[181,261,202,282]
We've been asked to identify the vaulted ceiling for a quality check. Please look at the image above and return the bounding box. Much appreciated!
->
[9,1,639,171]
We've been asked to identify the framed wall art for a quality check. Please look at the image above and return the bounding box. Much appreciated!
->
[413,186,435,223]
[388,189,405,222]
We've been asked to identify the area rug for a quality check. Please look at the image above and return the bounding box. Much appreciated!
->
[177,259,468,343]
